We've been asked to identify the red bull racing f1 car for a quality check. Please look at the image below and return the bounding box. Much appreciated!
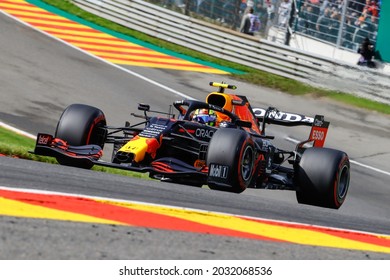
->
[33,82,350,209]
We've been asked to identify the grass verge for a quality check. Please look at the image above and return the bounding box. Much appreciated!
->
[0,126,149,179]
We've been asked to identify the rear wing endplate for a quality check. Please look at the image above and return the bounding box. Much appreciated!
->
[308,115,329,147]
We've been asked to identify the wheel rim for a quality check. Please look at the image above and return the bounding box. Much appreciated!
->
[241,145,254,182]
[337,164,350,199]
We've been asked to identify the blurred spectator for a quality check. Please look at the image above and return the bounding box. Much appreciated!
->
[362,0,379,18]
[334,0,344,12]
[265,0,276,22]
[342,12,359,49]
[240,7,261,35]
[255,1,269,34]
[349,0,366,13]
[357,37,376,68]
[310,0,321,17]
[327,9,341,43]
[247,0,255,8]
[298,3,319,35]
[315,7,332,40]
[354,14,377,44]
[319,0,329,15]
[277,0,292,27]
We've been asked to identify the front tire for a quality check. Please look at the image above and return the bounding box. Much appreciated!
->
[55,104,106,168]
[295,147,350,209]
[207,128,256,193]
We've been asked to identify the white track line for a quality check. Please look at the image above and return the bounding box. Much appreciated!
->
[0,121,35,139]
[350,160,390,177]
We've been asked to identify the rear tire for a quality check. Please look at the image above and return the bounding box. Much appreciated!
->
[55,104,106,169]
[207,128,256,193]
[295,147,350,209]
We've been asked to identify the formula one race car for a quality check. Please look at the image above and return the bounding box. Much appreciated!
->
[33,82,350,209]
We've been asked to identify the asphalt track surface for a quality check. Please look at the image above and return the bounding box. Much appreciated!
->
[0,8,390,259]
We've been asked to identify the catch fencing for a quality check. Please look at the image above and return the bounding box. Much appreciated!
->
[72,0,390,105]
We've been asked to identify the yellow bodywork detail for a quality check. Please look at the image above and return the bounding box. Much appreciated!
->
[118,137,149,162]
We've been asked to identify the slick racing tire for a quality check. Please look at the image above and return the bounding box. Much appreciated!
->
[55,104,107,169]
[295,147,350,209]
[207,128,256,193]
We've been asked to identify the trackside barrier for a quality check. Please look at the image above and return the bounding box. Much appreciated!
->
[72,0,390,105]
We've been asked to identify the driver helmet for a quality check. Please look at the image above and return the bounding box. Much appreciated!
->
[192,109,217,126]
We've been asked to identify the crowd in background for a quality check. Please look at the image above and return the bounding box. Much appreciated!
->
[153,0,381,51]
[297,0,381,50]
[238,0,381,51]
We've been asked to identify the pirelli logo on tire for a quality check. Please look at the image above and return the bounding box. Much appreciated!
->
[209,164,229,179]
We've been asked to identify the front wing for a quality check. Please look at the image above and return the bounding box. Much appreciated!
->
[33,133,208,183]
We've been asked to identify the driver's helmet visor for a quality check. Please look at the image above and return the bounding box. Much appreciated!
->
[193,111,216,126]
[192,109,217,126]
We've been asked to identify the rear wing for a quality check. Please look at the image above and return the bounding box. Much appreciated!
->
[252,107,329,147]
[253,107,314,126]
